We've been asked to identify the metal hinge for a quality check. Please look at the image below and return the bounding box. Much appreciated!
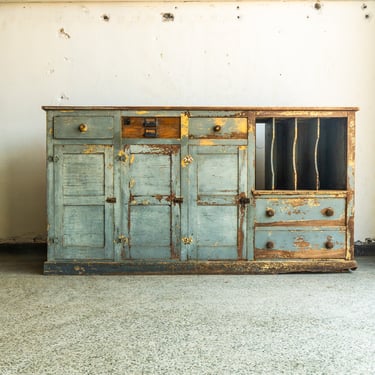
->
[48,156,59,162]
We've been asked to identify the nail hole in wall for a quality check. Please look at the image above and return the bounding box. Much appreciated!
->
[314,2,321,10]
[162,13,174,22]
[59,28,71,39]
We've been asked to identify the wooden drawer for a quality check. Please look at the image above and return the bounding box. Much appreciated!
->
[122,117,180,139]
[255,197,346,225]
[54,116,114,139]
[254,227,346,259]
[189,117,247,139]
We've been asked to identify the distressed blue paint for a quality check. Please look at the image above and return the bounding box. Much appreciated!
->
[54,144,114,260]
[54,116,114,139]
[255,197,346,223]
[45,107,356,273]
[255,227,346,251]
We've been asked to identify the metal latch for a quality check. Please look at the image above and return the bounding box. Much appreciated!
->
[173,197,184,204]
[239,197,250,205]
[106,197,117,203]
[143,118,158,138]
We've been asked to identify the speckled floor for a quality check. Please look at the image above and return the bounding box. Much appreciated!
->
[0,250,374,375]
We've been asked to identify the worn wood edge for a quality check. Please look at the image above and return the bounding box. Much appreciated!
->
[43,259,358,275]
[42,106,359,112]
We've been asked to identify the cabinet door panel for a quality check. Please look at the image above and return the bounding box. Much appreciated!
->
[122,145,181,260]
[54,145,114,260]
[188,145,248,260]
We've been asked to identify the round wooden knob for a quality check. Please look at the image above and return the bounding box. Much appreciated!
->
[325,241,334,249]
[266,208,275,217]
[266,241,274,249]
[78,123,88,133]
[324,208,334,217]
[213,125,221,132]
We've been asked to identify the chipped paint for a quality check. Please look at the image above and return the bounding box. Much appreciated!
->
[181,113,189,138]
[136,110,149,115]
[155,194,163,202]
[129,154,135,164]
[181,154,193,167]
[198,139,215,146]
[293,236,310,248]
[83,145,97,154]
[129,178,136,189]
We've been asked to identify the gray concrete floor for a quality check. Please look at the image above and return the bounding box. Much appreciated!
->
[0,251,374,375]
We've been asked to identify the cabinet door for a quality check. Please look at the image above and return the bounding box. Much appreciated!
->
[188,145,248,260]
[53,145,114,260]
[121,144,181,260]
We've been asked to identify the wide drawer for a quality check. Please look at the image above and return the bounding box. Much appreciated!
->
[189,117,247,139]
[255,197,346,225]
[254,227,346,259]
[54,116,114,139]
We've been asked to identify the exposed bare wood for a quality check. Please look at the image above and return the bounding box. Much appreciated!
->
[255,249,345,259]
[44,259,358,275]
[42,106,359,112]
[122,117,180,139]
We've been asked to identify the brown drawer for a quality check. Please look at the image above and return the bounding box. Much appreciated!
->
[189,117,247,139]
[54,116,114,139]
[122,117,180,139]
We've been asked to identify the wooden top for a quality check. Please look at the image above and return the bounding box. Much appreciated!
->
[42,106,359,111]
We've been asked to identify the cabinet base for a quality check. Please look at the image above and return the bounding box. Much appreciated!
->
[44,259,358,275]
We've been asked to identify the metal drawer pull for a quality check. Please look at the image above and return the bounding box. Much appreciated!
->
[325,240,334,249]
[324,207,334,217]
[213,125,222,132]
[78,123,88,133]
[143,118,158,138]
[266,208,275,217]
[266,241,274,249]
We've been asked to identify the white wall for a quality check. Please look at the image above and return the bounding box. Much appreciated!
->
[0,1,374,242]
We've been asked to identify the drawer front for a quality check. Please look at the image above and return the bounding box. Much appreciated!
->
[255,197,346,224]
[54,116,114,139]
[254,227,346,259]
[189,117,247,139]
[122,117,180,139]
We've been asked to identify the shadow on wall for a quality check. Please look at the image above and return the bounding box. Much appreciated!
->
[2,146,46,243]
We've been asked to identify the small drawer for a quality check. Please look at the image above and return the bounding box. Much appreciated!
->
[254,227,346,259]
[122,117,180,139]
[189,117,247,139]
[255,197,346,225]
[54,116,114,139]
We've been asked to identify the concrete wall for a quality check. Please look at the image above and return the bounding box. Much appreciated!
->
[0,1,374,242]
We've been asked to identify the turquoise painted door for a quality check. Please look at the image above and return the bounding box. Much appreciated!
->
[54,144,114,260]
[121,144,181,259]
[188,145,248,260]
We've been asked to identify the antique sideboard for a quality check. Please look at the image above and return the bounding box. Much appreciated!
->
[43,107,357,274]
